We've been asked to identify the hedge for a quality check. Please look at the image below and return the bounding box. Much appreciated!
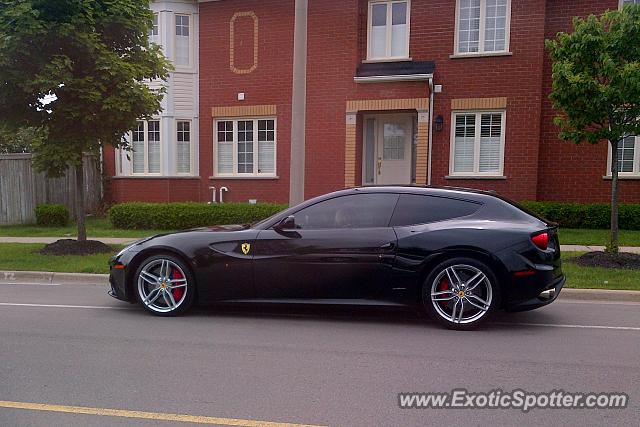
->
[108,202,288,230]
[35,204,69,227]
[520,201,640,230]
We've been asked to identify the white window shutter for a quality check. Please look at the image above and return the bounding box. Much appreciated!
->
[479,113,502,173]
[176,121,191,174]
[370,3,387,58]
[147,121,161,173]
[454,114,475,173]
[132,121,145,173]
[391,2,408,57]
[175,15,190,66]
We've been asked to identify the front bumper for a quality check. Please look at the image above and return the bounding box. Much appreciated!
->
[505,274,565,312]
[108,253,137,303]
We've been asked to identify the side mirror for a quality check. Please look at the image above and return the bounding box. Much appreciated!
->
[274,215,296,231]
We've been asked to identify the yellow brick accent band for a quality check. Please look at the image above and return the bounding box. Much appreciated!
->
[344,123,357,187]
[451,97,507,110]
[346,98,428,113]
[212,105,276,118]
[415,122,429,185]
[230,11,259,75]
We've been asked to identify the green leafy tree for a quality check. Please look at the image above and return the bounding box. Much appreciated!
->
[546,5,640,254]
[0,0,170,241]
[0,124,45,153]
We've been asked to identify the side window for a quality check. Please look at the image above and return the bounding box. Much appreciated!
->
[390,194,480,226]
[294,194,399,230]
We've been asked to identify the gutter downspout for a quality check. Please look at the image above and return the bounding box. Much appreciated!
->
[427,78,434,186]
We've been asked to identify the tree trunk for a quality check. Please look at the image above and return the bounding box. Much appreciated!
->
[608,139,619,254]
[75,158,87,242]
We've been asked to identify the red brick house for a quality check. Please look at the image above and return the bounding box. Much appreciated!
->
[104,0,640,206]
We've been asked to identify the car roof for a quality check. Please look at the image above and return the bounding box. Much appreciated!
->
[346,185,499,202]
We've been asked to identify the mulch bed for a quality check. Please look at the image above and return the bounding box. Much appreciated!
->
[568,251,640,270]
[39,239,114,256]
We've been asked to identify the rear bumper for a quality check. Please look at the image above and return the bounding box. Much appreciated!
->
[505,274,565,312]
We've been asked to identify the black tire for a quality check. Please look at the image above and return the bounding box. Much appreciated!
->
[134,254,196,316]
[422,257,500,330]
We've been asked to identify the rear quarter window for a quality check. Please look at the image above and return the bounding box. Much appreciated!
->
[390,194,481,227]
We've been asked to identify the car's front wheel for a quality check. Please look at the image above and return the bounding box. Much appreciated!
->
[423,257,499,330]
[134,254,195,316]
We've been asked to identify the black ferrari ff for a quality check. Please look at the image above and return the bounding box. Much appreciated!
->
[109,186,565,329]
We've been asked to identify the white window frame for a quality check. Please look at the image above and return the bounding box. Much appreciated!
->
[449,110,506,177]
[150,12,159,44]
[174,13,193,69]
[620,0,640,8]
[366,0,411,61]
[129,119,163,176]
[606,136,640,177]
[453,0,511,56]
[175,119,194,175]
[214,117,278,178]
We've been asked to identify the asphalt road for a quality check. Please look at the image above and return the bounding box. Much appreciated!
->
[0,282,638,427]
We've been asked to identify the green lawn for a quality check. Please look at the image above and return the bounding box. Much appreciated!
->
[562,252,640,291]
[558,228,640,246]
[0,217,170,239]
[0,244,637,291]
[0,243,122,274]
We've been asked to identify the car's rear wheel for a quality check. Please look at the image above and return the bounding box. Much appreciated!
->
[423,257,499,330]
[134,254,195,316]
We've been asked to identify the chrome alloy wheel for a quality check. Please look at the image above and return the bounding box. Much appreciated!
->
[137,259,188,313]
[430,264,493,325]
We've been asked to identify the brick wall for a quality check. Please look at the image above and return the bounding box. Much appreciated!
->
[104,0,640,206]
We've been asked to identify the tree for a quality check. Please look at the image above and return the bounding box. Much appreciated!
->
[0,0,170,241]
[546,5,640,254]
[0,124,45,153]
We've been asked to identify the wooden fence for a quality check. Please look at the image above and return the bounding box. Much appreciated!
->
[0,153,102,225]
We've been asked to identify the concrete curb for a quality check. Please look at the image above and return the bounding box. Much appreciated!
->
[0,271,109,286]
[1,270,639,302]
[559,288,640,303]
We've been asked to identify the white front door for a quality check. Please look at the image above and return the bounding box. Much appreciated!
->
[375,115,413,185]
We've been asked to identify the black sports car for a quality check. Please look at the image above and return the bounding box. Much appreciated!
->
[109,186,565,329]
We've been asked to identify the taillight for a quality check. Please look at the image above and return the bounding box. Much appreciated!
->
[531,232,549,250]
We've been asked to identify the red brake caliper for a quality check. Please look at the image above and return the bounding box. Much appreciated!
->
[438,278,450,308]
[172,268,184,301]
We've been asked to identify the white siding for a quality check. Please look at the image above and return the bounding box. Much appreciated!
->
[117,0,199,177]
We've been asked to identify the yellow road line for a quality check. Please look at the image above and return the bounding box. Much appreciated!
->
[0,400,327,427]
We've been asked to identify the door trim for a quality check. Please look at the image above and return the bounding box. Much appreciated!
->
[362,113,415,186]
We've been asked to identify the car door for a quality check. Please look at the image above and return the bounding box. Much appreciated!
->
[252,193,399,300]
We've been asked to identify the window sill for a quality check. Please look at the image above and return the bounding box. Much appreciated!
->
[449,52,513,59]
[445,175,507,180]
[362,57,412,64]
[209,176,279,180]
[112,175,200,180]
[603,175,640,180]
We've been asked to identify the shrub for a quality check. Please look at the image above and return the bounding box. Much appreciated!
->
[519,201,640,230]
[108,202,288,230]
[35,203,69,227]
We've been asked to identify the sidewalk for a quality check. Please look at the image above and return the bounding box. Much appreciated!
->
[561,245,640,254]
[1,237,640,253]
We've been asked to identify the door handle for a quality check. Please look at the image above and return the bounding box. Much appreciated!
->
[377,158,382,175]
[379,242,395,250]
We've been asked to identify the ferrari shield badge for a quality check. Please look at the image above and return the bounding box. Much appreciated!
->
[241,243,251,255]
